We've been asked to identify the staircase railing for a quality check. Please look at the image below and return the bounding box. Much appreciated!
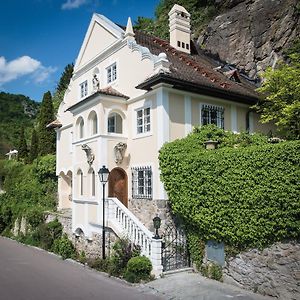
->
[107,197,163,276]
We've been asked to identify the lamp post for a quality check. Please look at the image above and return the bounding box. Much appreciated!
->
[98,165,110,259]
[153,215,161,239]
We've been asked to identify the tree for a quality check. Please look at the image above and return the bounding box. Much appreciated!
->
[255,53,300,140]
[18,127,28,161]
[38,91,56,155]
[56,63,74,94]
[28,128,39,163]
[53,63,74,113]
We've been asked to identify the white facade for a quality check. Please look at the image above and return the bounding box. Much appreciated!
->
[55,5,274,273]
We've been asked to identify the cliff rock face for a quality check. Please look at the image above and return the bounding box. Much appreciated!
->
[199,0,300,78]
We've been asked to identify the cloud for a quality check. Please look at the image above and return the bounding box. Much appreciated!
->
[61,0,88,10]
[0,56,56,85]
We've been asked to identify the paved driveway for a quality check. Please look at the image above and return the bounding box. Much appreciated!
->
[139,271,274,300]
[0,237,161,300]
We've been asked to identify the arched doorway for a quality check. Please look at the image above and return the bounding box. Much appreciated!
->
[108,168,128,207]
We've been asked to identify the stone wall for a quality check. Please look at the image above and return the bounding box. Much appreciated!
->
[46,211,117,258]
[223,241,300,299]
[128,198,175,233]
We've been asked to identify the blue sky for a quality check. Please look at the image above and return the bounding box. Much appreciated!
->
[0,0,159,102]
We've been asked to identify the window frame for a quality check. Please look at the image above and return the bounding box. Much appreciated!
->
[136,107,151,135]
[131,166,152,199]
[200,103,225,129]
[80,80,88,99]
[106,62,117,84]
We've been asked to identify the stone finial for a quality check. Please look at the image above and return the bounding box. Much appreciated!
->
[125,17,135,40]
[154,53,170,74]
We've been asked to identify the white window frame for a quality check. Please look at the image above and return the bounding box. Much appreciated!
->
[80,80,88,99]
[107,113,116,133]
[200,103,225,129]
[136,107,151,135]
[131,166,152,199]
[106,62,117,84]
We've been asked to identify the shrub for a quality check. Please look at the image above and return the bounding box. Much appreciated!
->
[87,257,110,272]
[159,126,300,258]
[200,262,223,281]
[124,256,152,283]
[108,237,141,277]
[52,234,76,259]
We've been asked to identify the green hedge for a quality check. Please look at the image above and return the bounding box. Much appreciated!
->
[159,126,300,250]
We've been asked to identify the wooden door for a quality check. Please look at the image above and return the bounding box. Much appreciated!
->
[108,168,128,207]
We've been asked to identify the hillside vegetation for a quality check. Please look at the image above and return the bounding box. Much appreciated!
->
[0,92,39,157]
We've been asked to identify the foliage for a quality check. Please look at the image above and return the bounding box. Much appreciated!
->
[108,237,141,277]
[56,63,74,94]
[134,0,219,39]
[18,127,28,161]
[0,92,39,158]
[187,232,205,270]
[37,91,55,155]
[255,53,300,139]
[0,156,57,234]
[87,257,110,272]
[159,126,300,253]
[200,262,223,281]
[53,63,74,113]
[124,256,152,283]
[52,233,76,259]
[28,129,39,163]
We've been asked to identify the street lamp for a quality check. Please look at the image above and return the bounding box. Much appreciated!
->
[153,215,161,239]
[98,165,110,259]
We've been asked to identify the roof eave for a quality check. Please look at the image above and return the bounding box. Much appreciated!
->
[136,74,258,105]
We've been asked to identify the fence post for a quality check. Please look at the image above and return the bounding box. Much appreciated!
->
[151,237,163,277]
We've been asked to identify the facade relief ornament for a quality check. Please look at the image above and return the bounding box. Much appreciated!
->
[114,142,127,164]
[81,144,95,166]
[92,74,100,93]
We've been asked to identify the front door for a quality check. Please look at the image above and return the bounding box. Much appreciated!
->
[108,168,128,207]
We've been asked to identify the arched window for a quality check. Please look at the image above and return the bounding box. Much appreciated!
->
[108,112,122,134]
[91,169,95,196]
[76,117,84,139]
[88,111,98,135]
[77,169,83,196]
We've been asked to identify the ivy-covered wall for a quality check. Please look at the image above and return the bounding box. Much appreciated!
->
[159,126,300,254]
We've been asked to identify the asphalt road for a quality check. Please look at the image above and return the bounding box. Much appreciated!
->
[0,237,161,300]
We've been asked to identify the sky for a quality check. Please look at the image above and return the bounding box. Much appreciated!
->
[0,0,160,102]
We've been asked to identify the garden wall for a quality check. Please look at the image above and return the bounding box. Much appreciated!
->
[223,241,300,299]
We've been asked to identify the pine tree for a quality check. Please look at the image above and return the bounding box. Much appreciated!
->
[56,63,74,94]
[38,91,56,156]
[28,128,39,163]
[18,127,28,161]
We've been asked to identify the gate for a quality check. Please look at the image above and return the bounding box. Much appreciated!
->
[161,223,190,272]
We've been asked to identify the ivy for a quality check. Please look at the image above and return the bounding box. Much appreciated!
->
[159,126,300,255]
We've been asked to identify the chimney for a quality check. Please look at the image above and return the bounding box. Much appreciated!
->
[168,4,191,54]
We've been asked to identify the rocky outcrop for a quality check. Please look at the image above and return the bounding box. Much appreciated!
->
[199,0,300,78]
[223,242,300,299]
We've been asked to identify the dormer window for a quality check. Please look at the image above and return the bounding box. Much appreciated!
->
[107,63,117,84]
[80,80,88,98]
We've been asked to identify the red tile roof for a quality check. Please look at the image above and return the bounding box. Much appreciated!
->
[134,30,258,104]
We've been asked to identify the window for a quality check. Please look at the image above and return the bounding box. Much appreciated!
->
[88,111,98,135]
[78,170,83,196]
[107,63,117,83]
[91,169,95,197]
[79,118,84,139]
[177,41,181,47]
[136,107,150,134]
[186,44,189,50]
[132,166,152,199]
[80,80,88,98]
[201,104,224,129]
[108,112,122,134]
[182,42,185,48]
